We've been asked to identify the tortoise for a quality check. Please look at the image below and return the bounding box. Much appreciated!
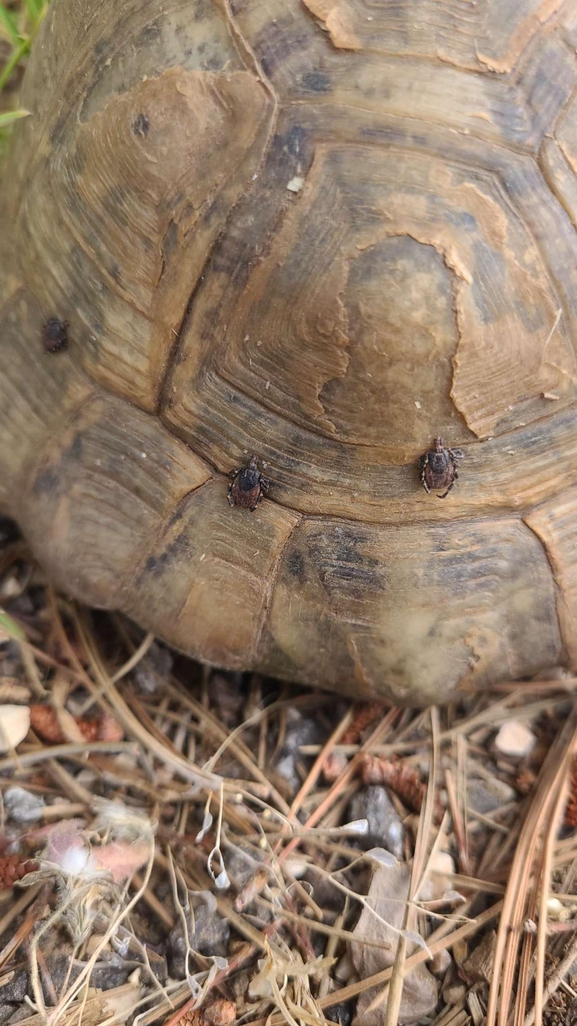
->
[0,0,576,707]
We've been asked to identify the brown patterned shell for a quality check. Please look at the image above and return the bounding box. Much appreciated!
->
[1,0,577,704]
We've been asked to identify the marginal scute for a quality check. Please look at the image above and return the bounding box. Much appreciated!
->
[524,487,577,668]
[18,397,211,606]
[258,516,563,704]
[126,481,301,668]
[0,293,93,510]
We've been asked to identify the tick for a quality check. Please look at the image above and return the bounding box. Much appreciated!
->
[419,437,464,498]
[42,318,69,353]
[228,455,269,511]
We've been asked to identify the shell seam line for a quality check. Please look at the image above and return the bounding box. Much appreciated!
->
[123,475,215,601]
[155,0,280,416]
[248,511,303,666]
[521,513,570,668]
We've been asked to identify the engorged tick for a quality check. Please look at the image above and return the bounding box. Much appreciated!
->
[419,437,464,499]
[42,318,69,353]
[227,455,269,511]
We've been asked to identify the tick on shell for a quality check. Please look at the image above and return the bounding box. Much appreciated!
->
[42,318,69,353]
[228,455,269,511]
[419,437,464,499]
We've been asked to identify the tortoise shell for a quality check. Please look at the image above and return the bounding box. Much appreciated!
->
[1,0,576,705]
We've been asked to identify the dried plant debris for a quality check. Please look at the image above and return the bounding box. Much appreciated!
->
[349,862,438,1025]
[0,529,575,1024]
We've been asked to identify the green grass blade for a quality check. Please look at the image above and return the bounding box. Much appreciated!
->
[0,4,21,45]
[0,35,31,91]
[23,0,45,27]
[0,107,30,127]
[0,609,26,642]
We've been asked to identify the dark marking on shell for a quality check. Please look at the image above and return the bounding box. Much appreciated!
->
[144,552,169,576]
[132,113,149,138]
[309,525,386,599]
[301,70,331,93]
[287,550,306,580]
[64,434,83,463]
[33,467,61,495]
[138,20,162,45]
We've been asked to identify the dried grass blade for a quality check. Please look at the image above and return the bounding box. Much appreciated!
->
[486,703,577,1026]
[533,736,575,1026]
[63,601,222,790]
[384,708,440,1026]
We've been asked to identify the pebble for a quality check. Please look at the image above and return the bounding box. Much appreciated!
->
[133,641,173,694]
[0,705,30,754]
[350,862,438,1025]
[494,720,536,758]
[442,982,467,1005]
[275,709,326,795]
[429,850,456,877]
[167,901,230,975]
[3,786,45,823]
[468,777,517,815]
[428,948,452,977]
[347,785,404,859]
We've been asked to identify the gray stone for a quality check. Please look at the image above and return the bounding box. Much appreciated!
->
[349,863,438,1026]
[3,786,45,823]
[275,709,326,795]
[167,899,230,977]
[347,786,405,859]
[468,778,516,816]
[133,641,173,694]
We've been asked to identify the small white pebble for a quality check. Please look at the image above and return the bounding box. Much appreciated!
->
[141,452,147,458]
[199,553,206,562]
[414,400,422,409]
[494,720,536,758]
[428,948,452,977]
[430,851,456,877]
[286,176,304,193]
[284,857,309,878]
[547,897,564,920]
[0,705,30,754]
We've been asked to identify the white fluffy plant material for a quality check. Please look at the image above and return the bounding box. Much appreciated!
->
[22,801,156,944]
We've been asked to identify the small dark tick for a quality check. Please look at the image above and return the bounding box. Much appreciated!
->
[419,437,464,499]
[228,455,269,511]
[42,318,69,353]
